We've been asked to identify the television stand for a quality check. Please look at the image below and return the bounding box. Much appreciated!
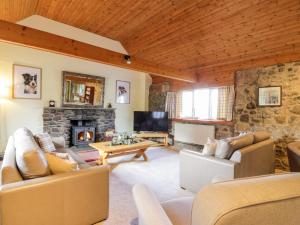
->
[136,132,169,147]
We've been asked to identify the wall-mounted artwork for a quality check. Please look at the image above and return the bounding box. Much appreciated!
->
[13,64,42,99]
[62,71,105,107]
[258,86,282,107]
[116,80,130,104]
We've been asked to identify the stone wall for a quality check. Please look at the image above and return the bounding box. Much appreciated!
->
[215,124,234,139]
[43,107,115,146]
[234,61,300,171]
[149,82,169,111]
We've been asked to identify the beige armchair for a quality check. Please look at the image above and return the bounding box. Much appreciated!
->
[133,173,300,225]
[0,135,109,225]
[180,134,275,192]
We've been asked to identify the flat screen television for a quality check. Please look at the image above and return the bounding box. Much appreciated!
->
[134,111,168,132]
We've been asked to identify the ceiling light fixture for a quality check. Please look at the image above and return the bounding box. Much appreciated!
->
[124,55,131,64]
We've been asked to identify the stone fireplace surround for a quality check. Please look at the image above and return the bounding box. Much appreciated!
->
[43,107,115,147]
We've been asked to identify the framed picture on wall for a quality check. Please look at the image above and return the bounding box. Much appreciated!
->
[258,86,282,107]
[13,64,42,99]
[116,80,130,104]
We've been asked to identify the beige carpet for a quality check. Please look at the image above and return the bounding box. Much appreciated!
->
[96,147,194,225]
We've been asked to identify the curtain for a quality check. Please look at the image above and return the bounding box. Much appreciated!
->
[165,92,177,118]
[217,85,235,121]
[175,91,182,118]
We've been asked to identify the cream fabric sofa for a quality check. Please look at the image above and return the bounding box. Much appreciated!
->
[180,132,275,192]
[0,135,109,225]
[133,173,300,225]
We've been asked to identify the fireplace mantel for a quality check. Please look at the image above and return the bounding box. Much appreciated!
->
[44,107,116,110]
[43,107,115,147]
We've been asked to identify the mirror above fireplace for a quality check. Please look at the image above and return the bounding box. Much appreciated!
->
[62,71,105,107]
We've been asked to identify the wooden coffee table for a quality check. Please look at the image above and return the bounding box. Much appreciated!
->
[135,132,169,146]
[89,140,156,165]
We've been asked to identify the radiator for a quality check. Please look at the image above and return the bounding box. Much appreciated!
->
[174,123,215,145]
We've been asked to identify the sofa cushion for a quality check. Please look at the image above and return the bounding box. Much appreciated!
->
[35,133,56,152]
[215,134,254,159]
[14,128,50,179]
[192,174,300,225]
[230,134,254,151]
[253,131,271,143]
[45,152,78,174]
[214,139,231,159]
[1,136,23,185]
[202,138,217,156]
[64,149,91,168]
[161,197,193,225]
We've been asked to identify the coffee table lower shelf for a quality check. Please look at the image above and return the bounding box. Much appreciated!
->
[89,140,156,165]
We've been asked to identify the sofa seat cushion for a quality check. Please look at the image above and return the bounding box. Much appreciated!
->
[14,128,50,179]
[64,148,91,168]
[161,197,193,225]
[53,147,91,169]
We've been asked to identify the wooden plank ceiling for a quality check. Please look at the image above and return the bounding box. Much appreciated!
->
[0,0,300,85]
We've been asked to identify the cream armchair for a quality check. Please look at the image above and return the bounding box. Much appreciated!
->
[180,135,275,192]
[0,135,109,225]
[133,173,300,225]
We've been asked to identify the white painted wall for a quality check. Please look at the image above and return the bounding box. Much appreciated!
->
[18,15,128,54]
[0,42,151,151]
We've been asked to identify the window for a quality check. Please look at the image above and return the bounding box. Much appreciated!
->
[181,90,193,118]
[177,86,234,121]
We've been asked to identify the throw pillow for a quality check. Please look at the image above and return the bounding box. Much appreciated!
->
[35,133,56,152]
[202,138,217,156]
[14,127,50,179]
[215,139,231,159]
[215,134,254,159]
[45,152,79,174]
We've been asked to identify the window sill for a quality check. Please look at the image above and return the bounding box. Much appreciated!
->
[172,118,233,126]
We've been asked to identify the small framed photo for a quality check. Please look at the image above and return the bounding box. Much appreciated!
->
[258,86,282,107]
[13,64,42,99]
[116,80,130,104]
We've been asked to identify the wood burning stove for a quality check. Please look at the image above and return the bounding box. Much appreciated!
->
[71,119,96,147]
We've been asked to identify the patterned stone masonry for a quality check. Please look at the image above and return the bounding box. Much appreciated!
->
[149,82,169,111]
[234,61,300,171]
[215,125,234,139]
[43,107,115,147]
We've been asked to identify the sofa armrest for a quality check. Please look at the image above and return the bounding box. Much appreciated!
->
[179,149,238,192]
[133,184,173,225]
[0,166,109,225]
[230,139,275,177]
[1,136,23,185]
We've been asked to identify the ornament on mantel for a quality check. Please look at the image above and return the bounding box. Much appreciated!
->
[107,102,112,108]
[49,100,56,107]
